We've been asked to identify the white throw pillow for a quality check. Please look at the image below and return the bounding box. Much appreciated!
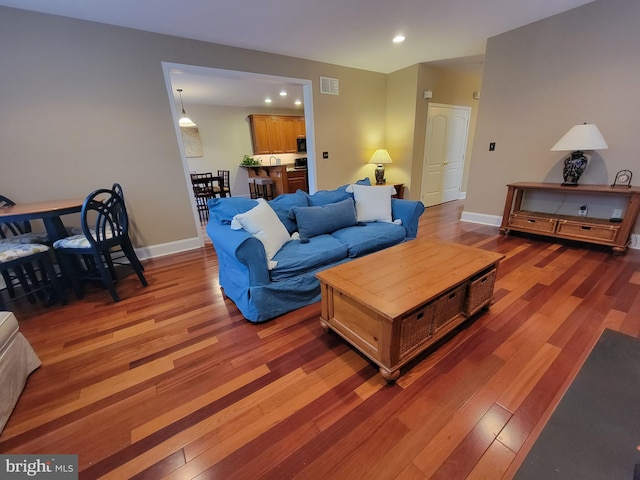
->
[231,198,291,269]
[346,184,395,223]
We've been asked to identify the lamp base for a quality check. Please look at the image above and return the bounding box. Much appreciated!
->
[374,164,385,185]
[562,150,587,186]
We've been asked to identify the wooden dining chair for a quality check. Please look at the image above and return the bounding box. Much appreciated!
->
[217,170,232,197]
[53,187,147,302]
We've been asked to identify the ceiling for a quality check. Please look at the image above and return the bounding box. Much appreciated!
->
[1,0,597,108]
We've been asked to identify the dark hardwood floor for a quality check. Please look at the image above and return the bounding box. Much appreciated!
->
[2,200,639,479]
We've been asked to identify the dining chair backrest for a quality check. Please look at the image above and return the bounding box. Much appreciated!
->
[217,170,232,196]
[81,188,128,248]
[190,173,215,195]
[0,194,32,239]
[112,183,125,201]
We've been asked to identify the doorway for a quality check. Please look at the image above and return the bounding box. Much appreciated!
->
[420,103,471,207]
[162,62,315,244]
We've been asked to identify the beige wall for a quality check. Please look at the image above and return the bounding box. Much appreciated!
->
[385,65,418,197]
[411,65,482,200]
[466,0,640,233]
[0,6,386,253]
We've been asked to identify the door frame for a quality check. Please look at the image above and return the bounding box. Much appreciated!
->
[420,102,471,207]
[162,62,316,246]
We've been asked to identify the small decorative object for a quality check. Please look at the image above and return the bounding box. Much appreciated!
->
[551,123,608,186]
[612,170,632,188]
[241,154,261,166]
[368,149,393,185]
[180,126,203,157]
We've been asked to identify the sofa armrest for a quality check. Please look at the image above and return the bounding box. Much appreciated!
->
[391,199,426,239]
[206,222,270,286]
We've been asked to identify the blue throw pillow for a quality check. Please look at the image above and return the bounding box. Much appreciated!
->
[290,198,357,239]
[305,187,352,206]
[268,191,308,234]
[208,197,257,224]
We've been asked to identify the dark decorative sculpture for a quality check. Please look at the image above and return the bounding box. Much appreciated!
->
[562,152,588,186]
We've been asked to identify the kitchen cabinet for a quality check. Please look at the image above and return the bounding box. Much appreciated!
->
[249,114,305,154]
[286,169,308,193]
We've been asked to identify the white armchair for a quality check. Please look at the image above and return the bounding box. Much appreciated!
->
[0,311,41,433]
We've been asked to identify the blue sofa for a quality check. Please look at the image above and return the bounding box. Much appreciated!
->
[206,184,425,322]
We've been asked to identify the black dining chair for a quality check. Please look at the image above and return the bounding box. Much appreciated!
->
[53,187,147,302]
[217,170,232,197]
[0,194,50,245]
[191,173,226,222]
[0,242,67,310]
[1,194,59,305]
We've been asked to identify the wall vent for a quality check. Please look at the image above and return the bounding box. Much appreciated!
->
[320,76,339,95]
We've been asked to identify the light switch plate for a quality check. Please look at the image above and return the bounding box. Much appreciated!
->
[612,209,623,219]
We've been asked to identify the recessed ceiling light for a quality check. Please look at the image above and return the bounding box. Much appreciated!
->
[294,99,302,106]
[279,90,287,97]
[393,34,406,44]
[265,98,272,104]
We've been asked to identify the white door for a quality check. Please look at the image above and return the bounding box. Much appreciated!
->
[421,104,471,207]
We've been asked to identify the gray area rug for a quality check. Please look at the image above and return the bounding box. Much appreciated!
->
[515,329,640,479]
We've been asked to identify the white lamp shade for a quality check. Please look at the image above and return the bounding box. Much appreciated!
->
[369,149,393,164]
[179,116,196,128]
[551,123,608,152]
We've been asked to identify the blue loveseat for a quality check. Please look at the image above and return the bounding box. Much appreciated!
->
[206,183,425,323]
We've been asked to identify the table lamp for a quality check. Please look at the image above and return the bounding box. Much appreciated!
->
[551,123,608,186]
[369,149,393,185]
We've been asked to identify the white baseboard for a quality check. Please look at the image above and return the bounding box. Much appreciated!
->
[135,236,203,261]
[460,210,640,250]
[460,210,502,227]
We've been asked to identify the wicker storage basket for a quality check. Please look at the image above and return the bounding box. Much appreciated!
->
[556,219,619,242]
[509,212,558,233]
[465,268,497,316]
[433,283,466,333]
[399,305,435,359]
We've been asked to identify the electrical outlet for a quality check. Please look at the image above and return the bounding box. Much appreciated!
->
[612,209,623,219]
[579,205,588,217]
[489,142,495,151]
[322,151,329,159]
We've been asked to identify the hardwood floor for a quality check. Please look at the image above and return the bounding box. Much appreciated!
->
[2,200,639,479]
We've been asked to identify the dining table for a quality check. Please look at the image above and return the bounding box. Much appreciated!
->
[0,197,85,242]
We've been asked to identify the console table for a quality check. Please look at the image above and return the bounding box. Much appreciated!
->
[499,182,640,254]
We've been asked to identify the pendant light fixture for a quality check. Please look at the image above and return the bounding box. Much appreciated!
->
[176,88,196,127]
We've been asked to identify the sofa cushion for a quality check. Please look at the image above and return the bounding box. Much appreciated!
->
[230,198,291,269]
[289,198,357,239]
[208,197,257,224]
[270,234,348,281]
[331,222,407,257]
[346,184,395,223]
[268,190,308,234]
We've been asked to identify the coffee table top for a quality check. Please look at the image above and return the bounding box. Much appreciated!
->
[316,238,505,320]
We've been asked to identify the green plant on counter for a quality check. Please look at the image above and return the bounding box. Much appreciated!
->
[241,154,261,166]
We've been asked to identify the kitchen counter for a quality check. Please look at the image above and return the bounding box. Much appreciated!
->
[242,164,308,194]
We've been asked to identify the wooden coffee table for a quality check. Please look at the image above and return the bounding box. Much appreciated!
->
[316,238,505,382]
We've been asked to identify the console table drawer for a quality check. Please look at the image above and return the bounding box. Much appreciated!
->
[509,212,557,233]
[556,220,619,242]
